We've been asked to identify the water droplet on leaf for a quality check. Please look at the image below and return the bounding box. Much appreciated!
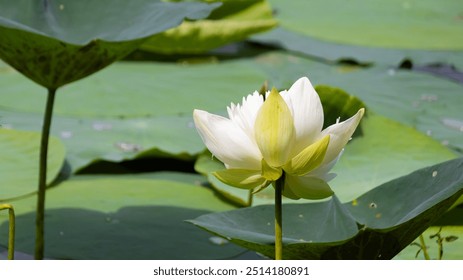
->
[115,142,143,152]
[209,236,229,246]
[92,122,112,131]
[420,94,438,102]
[441,118,463,132]
[2,124,13,129]
[60,131,72,139]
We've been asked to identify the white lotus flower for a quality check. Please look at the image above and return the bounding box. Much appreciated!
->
[193,77,364,200]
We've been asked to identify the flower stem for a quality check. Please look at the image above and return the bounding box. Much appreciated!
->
[35,87,57,260]
[247,189,254,206]
[0,204,15,260]
[274,175,284,260]
[419,234,430,260]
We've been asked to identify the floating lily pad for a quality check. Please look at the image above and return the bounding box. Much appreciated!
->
[266,0,463,50]
[0,0,219,88]
[0,128,65,201]
[190,158,463,259]
[252,27,463,68]
[0,173,247,259]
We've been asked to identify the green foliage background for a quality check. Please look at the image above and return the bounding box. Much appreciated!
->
[1,0,462,259]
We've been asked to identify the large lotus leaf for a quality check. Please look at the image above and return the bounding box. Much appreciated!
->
[194,113,455,206]
[0,128,65,201]
[0,0,219,88]
[141,0,277,54]
[190,158,463,259]
[0,173,252,259]
[251,27,463,68]
[266,0,463,51]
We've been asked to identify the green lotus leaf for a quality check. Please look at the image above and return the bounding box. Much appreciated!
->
[0,0,219,88]
[189,158,463,259]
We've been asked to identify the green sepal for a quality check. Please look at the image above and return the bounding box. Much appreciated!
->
[285,175,334,200]
[213,169,266,190]
[261,159,282,181]
[252,181,272,195]
[283,135,330,176]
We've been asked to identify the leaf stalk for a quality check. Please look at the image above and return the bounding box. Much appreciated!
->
[35,87,57,260]
[0,204,15,260]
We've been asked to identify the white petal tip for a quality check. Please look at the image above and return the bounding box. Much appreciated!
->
[358,108,365,116]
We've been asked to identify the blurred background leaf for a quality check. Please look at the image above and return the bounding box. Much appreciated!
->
[141,0,277,54]
[0,128,65,200]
